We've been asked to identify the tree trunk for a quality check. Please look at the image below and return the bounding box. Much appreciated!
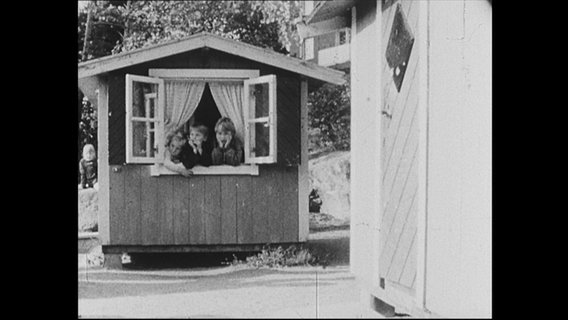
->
[123,1,132,41]
[81,1,94,61]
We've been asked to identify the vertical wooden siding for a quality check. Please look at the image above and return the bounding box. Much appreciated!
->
[107,49,301,166]
[108,74,126,165]
[276,77,301,165]
[108,165,298,245]
[104,48,303,246]
[378,0,420,291]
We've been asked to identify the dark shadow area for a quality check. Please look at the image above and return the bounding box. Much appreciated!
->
[123,251,256,270]
[189,83,222,137]
[372,296,412,317]
[306,231,350,267]
[373,296,396,317]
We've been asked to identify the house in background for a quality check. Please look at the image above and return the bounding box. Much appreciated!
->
[298,0,351,70]
[78,32,345,267]
[303,0,491,318]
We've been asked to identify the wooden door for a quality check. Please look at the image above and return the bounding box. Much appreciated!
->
[378,0,420,296]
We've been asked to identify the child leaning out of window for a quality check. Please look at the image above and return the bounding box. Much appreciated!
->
[79,144,99,190]
[211,117,243,166]
[186,122,212,168]
[163,127,194,177]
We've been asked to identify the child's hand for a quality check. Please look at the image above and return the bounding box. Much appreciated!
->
[217,136,225,149]
[223,135,232,149]
[188,140,198,153]
[180,169,193,177]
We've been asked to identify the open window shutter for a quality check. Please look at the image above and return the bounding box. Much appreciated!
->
[243,75,277,164]
[125,74,165,164]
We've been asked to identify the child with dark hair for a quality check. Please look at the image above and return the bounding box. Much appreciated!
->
[211,117,243,166]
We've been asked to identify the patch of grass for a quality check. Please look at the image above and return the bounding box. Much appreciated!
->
[227,245,323,268]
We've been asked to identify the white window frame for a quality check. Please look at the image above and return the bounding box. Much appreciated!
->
[243,74,277,164]
[304,1,315,16]
[145,68,263,176]
[304,37,315,60]
[336,27,351,46]
[125,74,165,164]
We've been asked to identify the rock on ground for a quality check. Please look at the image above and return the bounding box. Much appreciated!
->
[309,151,350,223]
[78,188,98,232]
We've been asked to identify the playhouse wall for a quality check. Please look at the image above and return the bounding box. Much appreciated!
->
[424,0,492,317]
[107,48,302,167]
[108,164,299,245]
[102,49,306,246]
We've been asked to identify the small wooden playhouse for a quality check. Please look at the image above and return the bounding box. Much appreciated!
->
[78,32,345,263]
[303,0,491,318]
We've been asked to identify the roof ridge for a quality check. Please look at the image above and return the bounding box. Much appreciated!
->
[78,32,346,85]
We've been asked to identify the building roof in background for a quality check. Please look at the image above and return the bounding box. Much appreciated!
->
[306,0,356,24]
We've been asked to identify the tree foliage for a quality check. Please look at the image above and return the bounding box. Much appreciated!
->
[77,1,302,165]
[78,91,98,181]
[308,78,351,156]
[115,1,300,55]
[78,1,301,60]
[77,1,350,163]
[78,1,126,62]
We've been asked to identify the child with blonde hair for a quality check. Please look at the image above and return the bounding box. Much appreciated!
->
[211,117,243,166]
[79,144,98,190]
[163,127,193,177]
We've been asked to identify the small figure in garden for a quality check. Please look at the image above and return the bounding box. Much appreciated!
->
[79,144,98,190]
[163,127,194,177]
[211,117,243,166]
[185,122,213,168]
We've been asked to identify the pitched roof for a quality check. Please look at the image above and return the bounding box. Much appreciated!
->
[306,0,356,24]
[78,32,346,85]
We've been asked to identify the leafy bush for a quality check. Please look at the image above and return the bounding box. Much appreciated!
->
[228,245,318,268]
[308,77,350,156]
[78,92,97,182]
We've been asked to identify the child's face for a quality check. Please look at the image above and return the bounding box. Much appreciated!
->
[168,133,187,156]
[84,149,96,161]
[216,129,232,146]
[189,129,206,147]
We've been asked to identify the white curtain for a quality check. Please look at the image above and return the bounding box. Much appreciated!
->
[164,80,206,134]
[208,81,245,143]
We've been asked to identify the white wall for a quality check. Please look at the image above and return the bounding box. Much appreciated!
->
[349,0,381,286]
[425,0,492,317]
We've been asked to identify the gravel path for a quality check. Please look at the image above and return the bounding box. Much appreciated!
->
[78,229,378,318]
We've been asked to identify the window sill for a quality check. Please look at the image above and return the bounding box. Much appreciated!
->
[150,164,259,176]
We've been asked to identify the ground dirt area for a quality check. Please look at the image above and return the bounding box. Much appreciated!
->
[78,150,366,318]
[78,229,374,318]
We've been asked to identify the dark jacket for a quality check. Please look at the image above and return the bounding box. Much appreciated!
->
[211,139,243,166]
[79,158,97,188]
[177,141,213,169]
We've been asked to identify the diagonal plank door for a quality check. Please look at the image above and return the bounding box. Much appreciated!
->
[379,0,420,293]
